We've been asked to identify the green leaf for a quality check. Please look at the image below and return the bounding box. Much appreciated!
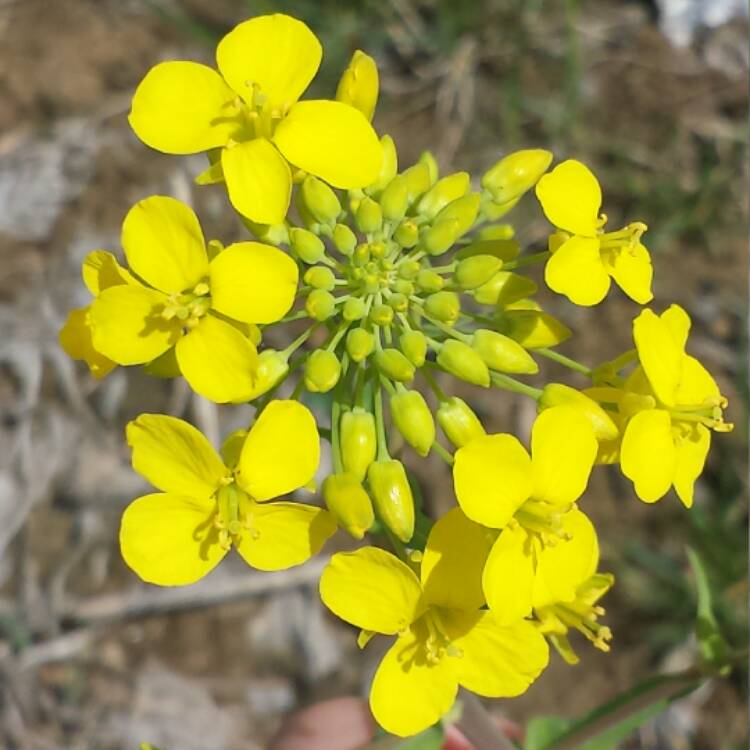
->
[395,726,445,750]
[524,716,575,750]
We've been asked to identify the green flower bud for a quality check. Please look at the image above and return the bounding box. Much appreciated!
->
[375,348,415,382]
[416,269,444,293]
[393,219,419,248]
[482,148,553,203]
[380,175,409,222]
[367,459,415,542]
[434,193,481,237]
[503,309,572,349]
[437,339,490,387]
[290,227,325,264]
[247,349,290,400]
[437,396,485,448]
[356,197,383,234]
[455,254,503,290]
[399,330,427,367]
[322,473,374,539]
[539,383,619,442]
[398,259,421,279]
[471,329,538,374]
[242,218,290,246]
[401,162,432,203]
[479,224,515,241]
[370,304,394,326]
[369,241,386,259]
[304,349,341,393]
[388,293,409,313]
[343,297,367,321]
[423,291,460,324]
[457,238,520,262]
[475,271,538,306]
[300,175,341,226]
[340,408,377,481]
[346,328,375,362]
[393,279,415,296]
[305,289,336,320]
[417,172,470,219]
[332,223,357,255]
[354,243,371,264]
[481,195,520,221]
[304,266,336,290]
[419,150,439,184]
[336,50,379,122]
[390,390,435,457]
[367,134,398,195]
[421,218,460,255]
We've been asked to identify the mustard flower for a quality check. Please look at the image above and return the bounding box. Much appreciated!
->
[319,508,549,736]
[120,400,336,585]
[129,14,382,224]
[453,406,600,623]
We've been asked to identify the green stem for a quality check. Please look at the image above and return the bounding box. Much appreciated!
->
[536,347,593,377]
[281,324,317,358]
[421,367,448,402]
[373,380,390,460]
[432,441,454,466]
[503,249,551,270]
[491,372,542,399]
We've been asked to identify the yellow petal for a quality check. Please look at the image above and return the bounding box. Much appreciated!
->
[320,547,425,634]
[620,409,676,503]
[604,242,653,304]
[453,434,532,528]
[336,50,379,121]
[82,250,134,295]
[632,308,685,407]
[175,315,258,404]
[482,525,535,624]
[545,236,611,306]
[237,400,319,501]
[126,413,226,498]
[209,242,298,324]
[370,629,458,737]
[449,612,549,697]
[59,307,117,378]
[89,285,177,365]
[675,355,720,407]
[535,159,602,236]
[129,61,238,154]
[673,423,711,508]
[531,406,597,505]
[661,304,691,349]
[222,138,291,225]
[273,100,382,189]
[533,509,599,607]
[122,196,209,293]
[216,14,321,108]
[120,493,227,586]
[421,507,493,611]
[236,501,335,571]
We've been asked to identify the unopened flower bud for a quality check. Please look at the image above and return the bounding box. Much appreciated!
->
[472,329,538,374]
[379,175,409,222]
[343,297,367,321]
[424,291,460,324]
[503,310,572,349]
[455,255,503,290]
[346,328,375,362]
[539,383,619,441]
[419,150,439,184]
[482,149,553,203]
[340,408,377,481]
[242,349,290,402]
[399,330,427,367]
[367,459,415,542]
[367,134,398,195]
[394,219,419,248]
[388,293,409,313]
[417,172,470,219]
[416,269,444,293]
[356,197,383,234]
[304,266,336,290]
[370,304,394,326]
[475,271,537,306]
[354,243,370,264]
[290,227,325,264]
[393,279,415,296]
[242,218,290,246]
[322,473,374,539]
[421,218,460,255]
[437,339,490,386]
[333,223,357,255]
[300,175,341,226]
[437,397,485,448]
[398,259,421,280]
[401,162,432,203]
[375,348,415,382]
[390,390,435,457]
[336,50,379,122]
[434,193,480,238]
[304,349,341,393]
[305,289,336,320]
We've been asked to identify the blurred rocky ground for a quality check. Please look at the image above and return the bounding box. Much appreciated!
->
[0,0,747,748]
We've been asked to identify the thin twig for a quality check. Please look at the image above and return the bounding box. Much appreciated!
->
[455,690,516,750]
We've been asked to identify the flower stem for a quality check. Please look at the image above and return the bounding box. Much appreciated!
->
[455,689,516,750]
[491,372,543,400]
[535,347,593,377]
[503,249,551,270]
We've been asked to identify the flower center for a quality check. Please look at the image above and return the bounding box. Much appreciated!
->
[161,280,211,330]
[598,221,647,252]
[213,482,258,550]
[513,499,571,548]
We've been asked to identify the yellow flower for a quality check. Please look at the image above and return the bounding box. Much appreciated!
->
[120,400,336,586]
[319,508,549,737]
[535,160,653,306]
[129,14,382,224]
[620,304,731,507]
[88,195,298,403]
[453,406,599,623]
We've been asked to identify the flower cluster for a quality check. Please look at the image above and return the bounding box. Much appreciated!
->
[59,13,732,739]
